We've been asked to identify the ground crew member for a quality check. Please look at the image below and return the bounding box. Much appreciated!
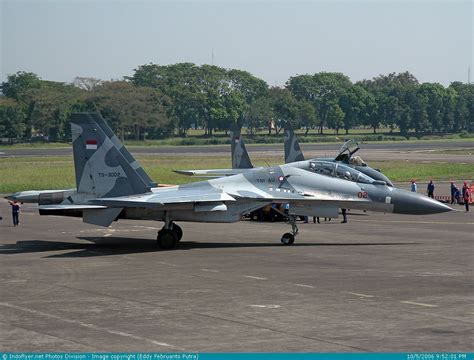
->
[450,181,458,204]
[341,208,347,224]
[427,180,435,198]
[411,180,417,193]
[8,200,22,227]
[463,183,470,212]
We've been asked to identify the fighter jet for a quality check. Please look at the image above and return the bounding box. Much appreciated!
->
[37,113,452,250]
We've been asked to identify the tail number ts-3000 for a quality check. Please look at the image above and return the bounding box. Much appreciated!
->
[98,172,122,178]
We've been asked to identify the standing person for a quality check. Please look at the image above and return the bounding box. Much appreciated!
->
[8,200,21,227]
[341,208,347,224]
[411,180,417,193]
[463,182,470,212]
[283,203,289,216]
[450,181,458,204]
[427,180,435,198]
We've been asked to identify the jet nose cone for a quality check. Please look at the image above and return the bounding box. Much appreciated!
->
[4,193,16,201]
[392,189,453,215]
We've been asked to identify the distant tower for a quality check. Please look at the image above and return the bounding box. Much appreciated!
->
[469,66,471,84]
[211,49,214,65]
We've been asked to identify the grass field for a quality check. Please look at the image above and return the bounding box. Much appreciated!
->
[1,155,473,194]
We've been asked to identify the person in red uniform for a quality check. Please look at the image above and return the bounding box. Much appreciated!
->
[463,183,470,212]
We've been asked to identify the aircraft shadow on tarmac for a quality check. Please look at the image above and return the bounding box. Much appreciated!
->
[0,236,418,258]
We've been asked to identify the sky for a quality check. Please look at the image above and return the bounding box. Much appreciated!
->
[1,0,472,86]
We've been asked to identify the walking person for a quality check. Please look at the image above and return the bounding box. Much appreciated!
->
[8,200,22,227]
[427,180,435,199]
[450,181,458,205]
[341,208,347,224]
[411,180,417,193]
[463,182,470,212]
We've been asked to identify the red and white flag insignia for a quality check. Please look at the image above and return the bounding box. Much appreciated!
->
[86,140,98,150]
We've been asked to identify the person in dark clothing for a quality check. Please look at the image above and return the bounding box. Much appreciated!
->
[8,200,21,226]
[427,180,435,199]
[450,182,458,204]
[341,208,347,224]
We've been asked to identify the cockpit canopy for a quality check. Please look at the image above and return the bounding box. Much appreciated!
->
[309,161,374,184]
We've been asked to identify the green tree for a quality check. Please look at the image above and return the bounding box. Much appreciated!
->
[339,85,373,134]
[325,101,345,135]
[27,81,85,141]
[2,71,42,100]
[268,87,298,134]
[86,81,174,140]
[2,71,43,139]
[0,98,26,143]
[295,100,317,134]
[287,72,351,134]
[246,97,273,135]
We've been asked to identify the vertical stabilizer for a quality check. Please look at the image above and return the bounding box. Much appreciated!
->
[71,113,150,198]
[230,124,253,169]
[92,113,157,187]
[284,121,305,163]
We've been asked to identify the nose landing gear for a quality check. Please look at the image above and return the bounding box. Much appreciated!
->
[280,214,299,246]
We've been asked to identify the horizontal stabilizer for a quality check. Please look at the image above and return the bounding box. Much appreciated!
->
[39,204,108,210]
[83,208,123,227]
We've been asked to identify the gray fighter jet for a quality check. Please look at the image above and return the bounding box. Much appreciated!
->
[37,113,452,250]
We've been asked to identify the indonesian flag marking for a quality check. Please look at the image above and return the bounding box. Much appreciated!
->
[86,140,98,150]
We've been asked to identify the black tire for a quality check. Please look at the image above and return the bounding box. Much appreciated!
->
[281,232,295,245]
[157,229,178,250]
[172,224,183,241]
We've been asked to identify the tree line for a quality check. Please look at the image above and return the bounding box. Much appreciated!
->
[0,64,472,143]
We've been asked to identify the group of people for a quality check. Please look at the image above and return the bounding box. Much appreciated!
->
[410,179,436,198]
[411,179,471,212]
[450,181,471,212]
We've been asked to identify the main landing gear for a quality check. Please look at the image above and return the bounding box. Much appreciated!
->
[157,218,183,250]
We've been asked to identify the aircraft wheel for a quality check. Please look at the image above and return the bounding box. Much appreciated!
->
[172,224,183,241]
[157,229,178,250]
[281,232,295,245]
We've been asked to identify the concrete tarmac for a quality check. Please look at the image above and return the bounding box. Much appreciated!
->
[0,199,472,352]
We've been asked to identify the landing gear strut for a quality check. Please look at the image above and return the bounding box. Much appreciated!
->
[156,213,183,250]
[280,214,298,245]
[270,206,299,246]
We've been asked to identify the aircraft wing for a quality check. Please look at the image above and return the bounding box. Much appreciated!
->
[174,168,260,177]
[90,187,236,209]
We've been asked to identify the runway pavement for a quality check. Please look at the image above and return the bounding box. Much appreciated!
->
[1,140,473,159]
[0,199,472,352]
